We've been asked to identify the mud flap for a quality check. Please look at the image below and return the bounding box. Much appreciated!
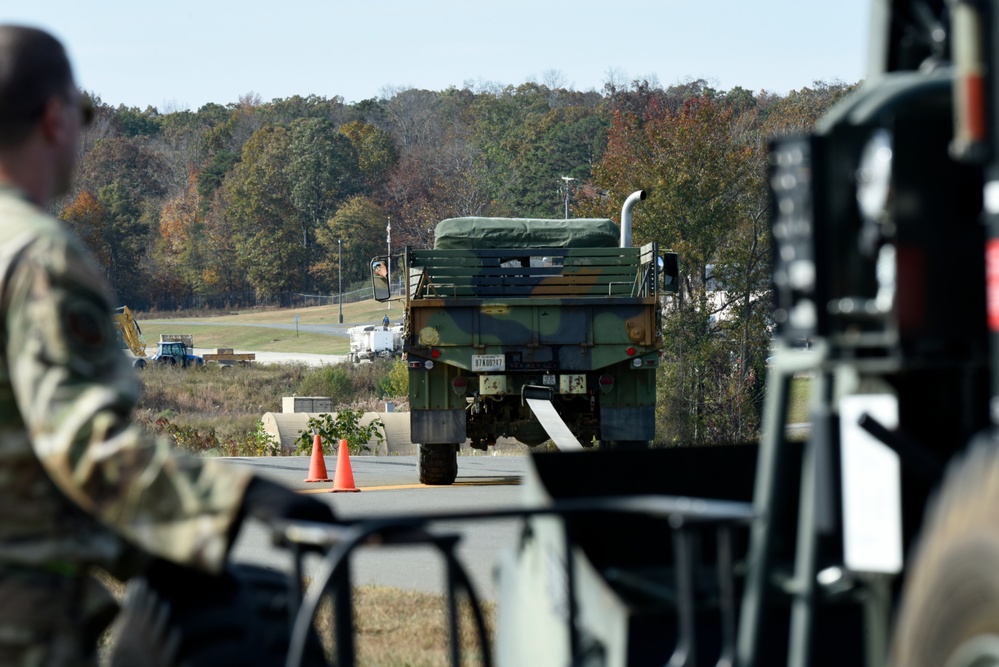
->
[600,405,655,441]
[411,409,466,443]
[523,385,585,451]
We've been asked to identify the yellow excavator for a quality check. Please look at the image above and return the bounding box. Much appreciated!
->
[113,305,148,369]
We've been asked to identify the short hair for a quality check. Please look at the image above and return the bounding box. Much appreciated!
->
[0,25,74,149]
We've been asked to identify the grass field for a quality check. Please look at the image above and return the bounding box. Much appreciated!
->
[134,300,398,355]
[138,322,349,354]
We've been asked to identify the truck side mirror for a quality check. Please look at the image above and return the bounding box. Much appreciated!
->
[661,252,679,293]
[371,257,391,302]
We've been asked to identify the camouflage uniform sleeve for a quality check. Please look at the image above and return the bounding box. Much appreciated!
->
[2,231,253,574]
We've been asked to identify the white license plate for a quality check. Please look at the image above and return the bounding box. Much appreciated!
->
[472,354,505,372]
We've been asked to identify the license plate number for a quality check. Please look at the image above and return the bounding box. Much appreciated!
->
[472,354,505,372]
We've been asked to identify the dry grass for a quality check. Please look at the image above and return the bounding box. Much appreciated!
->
[135,363,308,451]
[336,586,495,667]
[138,363,308,414]
[96,570,495,667]
[787,377,812,424]
[135,360,402,454]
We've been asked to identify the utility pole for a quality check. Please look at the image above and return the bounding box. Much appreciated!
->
[338,238,343,324]
[561,176,575,219]
[386,216,391,311]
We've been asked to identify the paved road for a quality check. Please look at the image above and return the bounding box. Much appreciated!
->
[225,455,529,601]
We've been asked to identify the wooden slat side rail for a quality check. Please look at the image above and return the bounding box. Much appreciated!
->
[406,247,654,299]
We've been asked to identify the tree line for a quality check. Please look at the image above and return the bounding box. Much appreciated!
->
[59,77,857,442]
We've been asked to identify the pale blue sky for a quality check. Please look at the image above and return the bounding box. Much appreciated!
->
[4,1,869,111]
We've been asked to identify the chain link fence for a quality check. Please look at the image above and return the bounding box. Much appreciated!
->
[140,281,403,314]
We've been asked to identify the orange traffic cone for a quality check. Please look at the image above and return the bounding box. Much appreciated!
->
[331,439,360,492]
[304,434,331,483]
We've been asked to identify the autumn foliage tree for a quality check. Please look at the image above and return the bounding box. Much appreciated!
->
[338,120,398,189]
[581,96,772,443]
[66,137,169,305]
[222,125,304,299]
[153,169,207,303]
[286,118,363,290]
[62,190,110,268]
[313,195,389,289]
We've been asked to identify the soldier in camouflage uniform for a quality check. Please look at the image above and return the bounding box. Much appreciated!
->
[0,25,334,665]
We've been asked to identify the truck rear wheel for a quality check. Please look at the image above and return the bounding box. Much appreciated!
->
[419,443,458,485]
[890,434,999,667]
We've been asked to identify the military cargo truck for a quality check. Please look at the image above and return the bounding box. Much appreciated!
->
[374,191,677,484]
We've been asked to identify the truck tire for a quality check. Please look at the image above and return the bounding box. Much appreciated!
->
[419,443,458,485]
[110,562,326,667]
[890,434,999,667]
